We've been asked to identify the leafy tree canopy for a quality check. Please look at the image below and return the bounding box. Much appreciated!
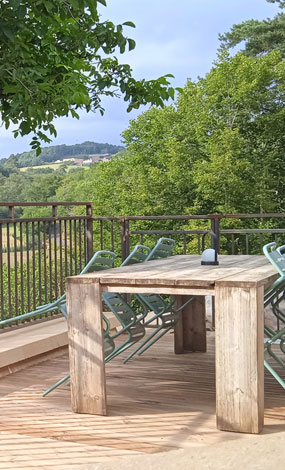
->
[0,0,175,154]
[219,0,285,57]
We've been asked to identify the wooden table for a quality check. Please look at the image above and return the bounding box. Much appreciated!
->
[66,255,277,434]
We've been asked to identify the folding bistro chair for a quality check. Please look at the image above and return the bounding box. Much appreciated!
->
[145,237,176,261]
[0,250,117,327]
[263,242,285,388]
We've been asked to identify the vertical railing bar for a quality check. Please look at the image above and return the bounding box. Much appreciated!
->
[111,220,114,252]
[48,221,53,301]
[26,222,31,312]
[231,234,235,255]
[59,220,64,294]
[100,220,104,250]
[83,219,87,265]
[183,234,186,254]
[78,220,82,273]
[64,219,68,279]
[43,221,48,304]
[246,234,249,255]
[0,224,4,319]
[198,234,201,255]
[38,221,42,305]
[74,219,78,273]
[32,222,36,310]
[13,222,18,315]
[6,223,12,317]
[53,220,58,299]
[86,203,93,261]
[19,222,24,313]
[69,219,73,275]
[260,233,263,254]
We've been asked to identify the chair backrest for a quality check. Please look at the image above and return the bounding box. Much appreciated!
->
[136,293,167,315]
[121,245,151,266]
[263,242,285,277]
[102,292,137,328]
[81,250,116,274]
[145,237,176,261]
[277,245,285,256]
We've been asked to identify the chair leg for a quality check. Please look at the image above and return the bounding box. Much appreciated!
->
[264,360,285,389]
[123,324,165,363]
[42,374,70,397]
[105,339,137,362]
[138,326,173,356]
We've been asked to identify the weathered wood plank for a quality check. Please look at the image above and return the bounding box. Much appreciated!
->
[174,296,206,353]
[67,280,107,415]
[215,284,264,433]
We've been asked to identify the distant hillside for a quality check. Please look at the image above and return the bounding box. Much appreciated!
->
[0,141,124,168]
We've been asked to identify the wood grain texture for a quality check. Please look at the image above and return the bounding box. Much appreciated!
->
[1,333,285,468]
[174,296,206,354]
[66,254,276,433]
[67,255,276,290]
[67,280,107,415]
[215,284,264,433]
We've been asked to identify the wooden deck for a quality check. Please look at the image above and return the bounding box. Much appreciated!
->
[1,332,285,469]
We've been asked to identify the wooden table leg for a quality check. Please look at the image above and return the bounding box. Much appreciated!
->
[174,295,206,354]
[215,284,264,433]
[67,279,107,415]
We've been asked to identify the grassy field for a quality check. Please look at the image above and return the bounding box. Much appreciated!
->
[19,163,88,172]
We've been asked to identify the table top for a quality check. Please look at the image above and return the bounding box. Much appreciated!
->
[67,255,277,289]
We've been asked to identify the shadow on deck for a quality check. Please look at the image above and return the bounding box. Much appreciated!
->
[1,332,285,469]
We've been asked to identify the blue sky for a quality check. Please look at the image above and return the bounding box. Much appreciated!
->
[0,0,280,158]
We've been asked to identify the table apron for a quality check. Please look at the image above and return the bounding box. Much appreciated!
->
[100,285,215,296]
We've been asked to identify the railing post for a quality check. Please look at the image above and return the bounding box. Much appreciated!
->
[121,217,130,263]
[210,216,221,330]
[86,204,93,261]
[8,204,15,219]
[211,216,220,253]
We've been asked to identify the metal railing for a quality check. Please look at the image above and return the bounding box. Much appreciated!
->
[1,204,285,327]
[93,213,285,260]
[0,202,93,325]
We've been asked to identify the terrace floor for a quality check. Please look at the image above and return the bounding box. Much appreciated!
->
[1,332,285,470]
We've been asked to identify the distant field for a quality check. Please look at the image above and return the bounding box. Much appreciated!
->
[19,163,88,172]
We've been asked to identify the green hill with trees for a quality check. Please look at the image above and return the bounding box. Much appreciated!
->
[0,141,124,169]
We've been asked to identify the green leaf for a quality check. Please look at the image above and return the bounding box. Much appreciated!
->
[128,39,136,51]
[3,27,15,41]
[122,21,136,28]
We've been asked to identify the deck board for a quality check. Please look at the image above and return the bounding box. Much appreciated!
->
[1,332,285,469]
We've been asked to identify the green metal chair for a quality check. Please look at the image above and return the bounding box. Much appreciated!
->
[145,237,176,261]
[264,277,285,389]
[0,250,116,327]
[101,292,146,361]
[118,237,193,363]
[42,250,118,396]
[123,293,193,363]
[263,242,285,327]
[43,314,116,396]
[263,242,285,388]
[263,242,285,277]
[121,244,151,266]
[44,250,148,395]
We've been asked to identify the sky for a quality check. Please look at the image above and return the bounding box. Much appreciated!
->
[0,0,280,159]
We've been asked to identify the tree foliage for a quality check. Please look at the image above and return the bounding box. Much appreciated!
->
[219,0,285,57]
[0,0,175,153]
[52,51,285,217]
[0,141,123,167]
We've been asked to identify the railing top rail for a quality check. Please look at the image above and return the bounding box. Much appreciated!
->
[92,212,285,222]
[0,215,92,224]
[0,202,92,207]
